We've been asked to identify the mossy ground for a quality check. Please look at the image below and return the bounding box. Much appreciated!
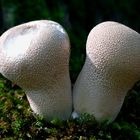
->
[0,75,140,140]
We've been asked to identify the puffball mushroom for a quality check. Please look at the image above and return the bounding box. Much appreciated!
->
[0,20,72,120]
[73,21,140,122]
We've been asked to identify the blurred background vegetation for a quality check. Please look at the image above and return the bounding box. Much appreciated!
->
[0,0,140,82]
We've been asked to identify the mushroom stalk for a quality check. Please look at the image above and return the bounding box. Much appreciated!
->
[73,21,140,122]
[0,20,72,121]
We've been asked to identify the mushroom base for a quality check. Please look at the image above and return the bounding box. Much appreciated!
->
[26,87,72,121]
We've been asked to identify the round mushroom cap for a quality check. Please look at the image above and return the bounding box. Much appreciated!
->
[87,21,140,88]
[0,20,70,89]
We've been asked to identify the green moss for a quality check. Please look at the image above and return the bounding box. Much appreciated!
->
[0,75,140,139]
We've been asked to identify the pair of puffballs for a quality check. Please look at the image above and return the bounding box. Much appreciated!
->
[0,20,140,122]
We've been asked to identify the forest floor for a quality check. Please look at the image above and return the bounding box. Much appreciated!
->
[0,76,140,140]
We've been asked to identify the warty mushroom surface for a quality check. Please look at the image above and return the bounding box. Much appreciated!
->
[0,20,72,121]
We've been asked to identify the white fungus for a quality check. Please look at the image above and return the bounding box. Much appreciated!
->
[0,20,72,121]
[73,21,140,122]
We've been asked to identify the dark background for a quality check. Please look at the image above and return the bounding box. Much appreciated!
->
[0,0,140,82]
